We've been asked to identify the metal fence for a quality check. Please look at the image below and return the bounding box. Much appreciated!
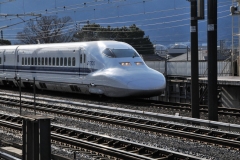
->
[145,61,232,77]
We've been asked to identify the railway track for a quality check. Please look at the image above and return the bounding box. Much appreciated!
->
[0,96,240,150]
[1,91,240,117]
[0,114,201,160]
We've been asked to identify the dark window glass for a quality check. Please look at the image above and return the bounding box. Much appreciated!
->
[49,58,51,65]
[45,57,48,65]
[102,48,115,58]
[80,55,82,64]
[28,57,30,65]
[22,57,24,65]
[41,58,44,65]
[102,48,139,58]
[25,57,27,65]
[38,58,40,65]
[0,57,1,64]
[64,57,67,66]
[68,57,71,66]
[112,49,139,58]
[56,58,59,66]
[84,54,86,63]
[53,58,55,65]
[35,58,37,65]
[60,58,63,66]
[72,57,75,66]
[31,58,34,65]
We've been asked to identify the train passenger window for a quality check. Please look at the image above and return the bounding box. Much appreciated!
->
[49,58,51,66]
[41,58,44,65]
[68,57,71,66]
[31,58,34,65]
[25,58,27,65]
[84,54,86,63]
[0,57,1,64]
[28,58,30,65]
[45,57,48,65]
[38,58,40,65]
[35,58,37,65]
[60,58,63,66]
[22,57,24,65]
[56,58,59,66]
[80,55,82,64]
[72,57,75,66]
[64,57,67,66]
[53,58,55,66]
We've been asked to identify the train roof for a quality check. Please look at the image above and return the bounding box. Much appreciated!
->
[0,41,133,50]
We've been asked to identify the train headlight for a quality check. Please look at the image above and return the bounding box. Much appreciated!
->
[135,62,143,65]
[119,62,131,66]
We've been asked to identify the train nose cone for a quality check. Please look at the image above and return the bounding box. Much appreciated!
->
[127,78,165,90]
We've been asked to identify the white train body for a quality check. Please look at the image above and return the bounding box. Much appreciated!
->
[0,41,166,97]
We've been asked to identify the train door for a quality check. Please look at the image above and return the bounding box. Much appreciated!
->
[14,47,19,78]
[79,49,87,77]
[0,50,4,74]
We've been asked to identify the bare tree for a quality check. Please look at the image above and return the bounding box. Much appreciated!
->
[17,16,74,44]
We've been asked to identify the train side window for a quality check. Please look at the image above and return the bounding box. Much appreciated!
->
[0,57,1,64]
[31,58,34,65]
[45,57,48,65]
[22,57,24,65]
[35,58,37,65]
[56,58,59,66]
[60,57,63,66]
[80,54,82,64]
[72,57,75,66]
[64,57,67,66]
[68,57,71,66]
[28,57,30,65]
[25,57,27,65]
[84,54,86,63]
[49,58,51,66]
[38,58,40,65]
[41,57,44,65]
[53,58,55,66]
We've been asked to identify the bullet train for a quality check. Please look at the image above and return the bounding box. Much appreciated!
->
[0,41,166,97]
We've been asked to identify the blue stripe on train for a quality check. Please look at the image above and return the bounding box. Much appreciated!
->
[0,65,97,73]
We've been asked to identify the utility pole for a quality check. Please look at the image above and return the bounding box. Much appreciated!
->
[188,0,204,119]
[208,0,218,121]
[230,0,240,76]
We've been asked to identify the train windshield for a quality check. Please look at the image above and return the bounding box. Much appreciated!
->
[102,48,139,58]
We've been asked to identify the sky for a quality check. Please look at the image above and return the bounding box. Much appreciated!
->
[0,0,234,46]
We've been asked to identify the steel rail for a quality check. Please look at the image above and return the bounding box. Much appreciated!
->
[0,115,201,160]
[0,98,240,149]
[1,91,240,116]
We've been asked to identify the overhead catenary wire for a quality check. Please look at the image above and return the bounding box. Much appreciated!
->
[0,7,230,35]
[0,0,231,43]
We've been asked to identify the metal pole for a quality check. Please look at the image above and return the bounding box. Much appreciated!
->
[207,0,218,121]
[33,77,36,115]
[232,0,234,76]
[19,77,21,115]
[190,0,200,118]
